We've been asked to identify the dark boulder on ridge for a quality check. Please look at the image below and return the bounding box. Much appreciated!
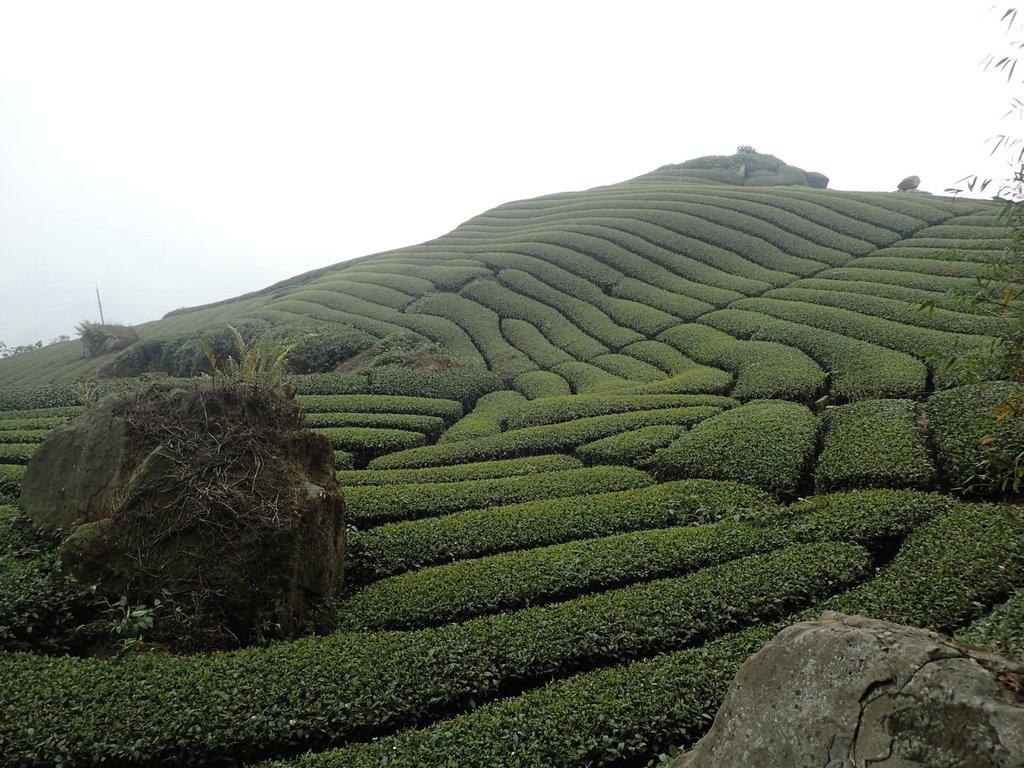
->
[20,383,346,650]
[671,612,1024,767]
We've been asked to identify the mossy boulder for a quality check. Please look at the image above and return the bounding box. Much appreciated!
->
[19,383,346,650]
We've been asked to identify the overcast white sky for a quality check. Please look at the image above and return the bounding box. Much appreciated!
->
[0,1,1020,346]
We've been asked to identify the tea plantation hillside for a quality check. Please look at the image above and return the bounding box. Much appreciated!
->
[2,155,1023,767]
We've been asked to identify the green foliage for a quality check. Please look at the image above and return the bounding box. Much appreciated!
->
[438,390,527,443]
[576,425,689,467]
[315,427,426,466]
[591,353,667,383]
[291,372,369,395]
[345,466,654,527]
[367,364,503,406]
[623,365,734,395]
[305,412,447,439]
[658,323,826,401]
[0,543,868,767]
[367,407,723,469]
[645,400,819,498]
[512,370,572,399]
[956,589,1024,662]
[296,394,463,421]
[925,381,1024,494]
[347,480,776,582]
[199,325,293,390]
[814,400,936,492]
[336,455,583,487]
[505,393,736,430]
[825,502,1024,632]
[551,360,631,393]
[0,443,38,465]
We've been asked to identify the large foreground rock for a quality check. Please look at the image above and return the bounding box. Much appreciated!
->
[671,612,1024,768]
[20,384,346,650]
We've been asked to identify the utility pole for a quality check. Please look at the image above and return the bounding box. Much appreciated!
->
[95,284,105,325]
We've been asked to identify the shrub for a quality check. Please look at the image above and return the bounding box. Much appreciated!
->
[500,319,575,368]
[289,372,368,395]
[367,407,723,469]
[296,395,463,422]
[619,340,695,374]
[576,425,689,466]
[304,412,447,439]
[925,381,1024,493]
[345,466,653,527]
[956,590,1024,662]
[347,480,776,582]
[512,370,572,399]
[824,501,1024,632]
[505,393,736,430]
[814,400,936,492]
[645,400,818,499]
[551,361,631,393]
[590,354,667,383]
[0,543,869,767]
[438,390,527,443]
[314,427,426,465]
[367,364,503,407]
[336,455,583,487]
[0,443,38,465]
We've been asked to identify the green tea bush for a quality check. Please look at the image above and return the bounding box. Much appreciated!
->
[658,323,825,401]
[956,589,1024,662]
[0,429,49,444]
[591,353,667,383]
[610,277,712,321]
[824,502,1024,632]
[367,364,503,407]
[814,400,936,492]
[551,361,630,393]
[367,407,722,469]
[925,381,1024,493]
[291,372,368,395]
[512,370,572,399]
[438,390,527,443]
[336,455,583,487]
[645,400,818,498]
[0,543,868,767]
[314,427,426,465]
[347,480,776,582]
[338,519,789,629]
[0,464,24,497]
[576,425,689,466]
[296,395,463,421]
[273,625,773,768]
[623,365,735,395]
[851,255,986,279]
[500,318,575,368]
[505,393,736,430]
[0,405,83,420]
[619,340,695,374]
[701,309,928,400]
[0,443,38,464]
[0,416,66,430]
[304,412,446,439]
[345,466,654,526]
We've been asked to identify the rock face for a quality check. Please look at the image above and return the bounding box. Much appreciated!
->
[671,612,1024,768]
[20,384,346,649]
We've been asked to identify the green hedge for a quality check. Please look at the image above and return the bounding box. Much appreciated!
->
[505,393,736,430]
[289,372,368,395]
[0,429,50,444]
[925,381,1024,493]
[658,323,825,401]
[576,425,689,466]
[619,340,695,374]
[0,543,869,767]
[814,400,936,492]
[266,625,774,768]
[0,464,24,496]
[366,365,503,407]
[611,277,712,321]
[367,407,723,469]
[304,412,446,438]
[347,480,776,582]
[623,365,734,396]
[438,390,527,443]
[511,370,572,399]
[314,428,426,465]
[336,455,583,487]
[0,405,83,420]
[824,501,1024,632]
[338,519,790,630]
[550,360,630,393]
[296,395,463,421]
[956,589,1024,662]
[701,309,928,401]
[345,466,654,527]
[0,443,38,465]
[500,318,575,368]
[0,416,66,430]
[590,353,667,383]
[645,400,818,498]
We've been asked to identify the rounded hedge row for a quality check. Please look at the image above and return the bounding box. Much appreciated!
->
[336,455,583,487]
[295,395,463,421]
[0,542,870,767]
[644,400,819,498]
[367,407,724,469]
[814,399,936,493]
[438,390,527,444]
[346,480,776,583]
[345,465,654,527]
[575,425,689,466]
[504,393,737,430]
[511,370,573,399]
